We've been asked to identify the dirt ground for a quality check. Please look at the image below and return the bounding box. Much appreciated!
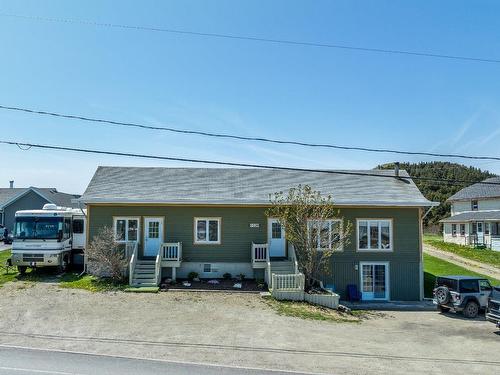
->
[0,282,498,375]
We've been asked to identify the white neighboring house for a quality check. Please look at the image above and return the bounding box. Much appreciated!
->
[441,177,500,251]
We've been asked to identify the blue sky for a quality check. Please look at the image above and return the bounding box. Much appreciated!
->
[1,0,499,193]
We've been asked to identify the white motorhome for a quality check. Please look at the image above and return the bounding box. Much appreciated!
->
[11,204,86,273]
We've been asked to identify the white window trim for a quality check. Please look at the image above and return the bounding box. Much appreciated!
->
[113,216,141,243]
[194,217,221,245]
[356,219,393,252]
[307,219,343,251]
[451,224,457,237]
[460,223,466,236]
[359,261,390,301]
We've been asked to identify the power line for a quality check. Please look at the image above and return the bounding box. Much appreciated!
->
[2,104,500,162]
[1,13,499,64]
[0,139,499,186]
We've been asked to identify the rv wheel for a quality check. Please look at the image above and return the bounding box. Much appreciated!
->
[58,257,69,273]
[17,266,27,275]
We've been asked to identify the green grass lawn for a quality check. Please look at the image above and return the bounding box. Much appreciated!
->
[0,250,125,292]
[423,253,500,298]
[424,234,500,268]
[262,296,372,323]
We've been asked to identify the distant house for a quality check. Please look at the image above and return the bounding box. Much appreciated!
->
[0,183,80,231]
[79,166,436,301]
[441,177,500,250]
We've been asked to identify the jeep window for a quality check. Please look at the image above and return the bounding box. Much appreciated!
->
[436,277,458,292]
[479,280,492,291]
[459,280,479,293]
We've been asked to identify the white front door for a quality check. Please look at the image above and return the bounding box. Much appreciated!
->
[144,217,163,257]
[360,262,389,301]
[268,218,286,257]
[477,222,484,245]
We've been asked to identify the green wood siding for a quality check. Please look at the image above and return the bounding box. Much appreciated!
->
[88,206,267,262]
[88,205,422,300]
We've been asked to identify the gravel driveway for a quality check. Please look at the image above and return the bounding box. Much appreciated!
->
[0,282,498,375]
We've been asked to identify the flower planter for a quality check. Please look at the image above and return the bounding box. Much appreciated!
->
[271,289,340,309]
[304,292,340,309]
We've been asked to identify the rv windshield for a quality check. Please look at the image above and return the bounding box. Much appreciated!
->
[14,217,63,240]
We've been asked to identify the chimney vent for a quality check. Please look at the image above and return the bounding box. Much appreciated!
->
[394,162,400,178]
[9,180,14,189]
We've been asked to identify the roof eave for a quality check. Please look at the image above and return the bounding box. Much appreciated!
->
[78,197,439,207]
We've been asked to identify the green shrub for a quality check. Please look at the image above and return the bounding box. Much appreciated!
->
[223,272,232,280]
[187,271,199,281]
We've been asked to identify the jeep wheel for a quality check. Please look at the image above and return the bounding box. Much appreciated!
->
[463,301,479,319]
[17,266,27,275]
[438,305,450,313]
[435,286,450,304]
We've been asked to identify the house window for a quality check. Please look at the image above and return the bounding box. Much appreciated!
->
[308,219,342,250]
[471,200,478,211]
[203,264,212,273]
[451,224,457,237]
[195,218,221,244]
[472,222,477,235]
[113,217,139,242]
[485,222,490,235]
[460,224,466,236]
[358,220,392,251]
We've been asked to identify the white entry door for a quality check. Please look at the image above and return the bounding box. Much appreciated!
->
[268,218,286,257]
[144,217,163,257]
[360,262,389,301]
[476,222,484,245]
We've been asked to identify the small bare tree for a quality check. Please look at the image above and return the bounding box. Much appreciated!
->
[266,185,351,290]
[85,227,128,282]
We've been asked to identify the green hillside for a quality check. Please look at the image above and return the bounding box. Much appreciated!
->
[377,162,495,226]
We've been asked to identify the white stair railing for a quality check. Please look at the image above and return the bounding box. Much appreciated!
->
[127,242,138,286]
[289,244,299,274]
[272,273,305,291]
[252,243,268,263]
[161,242,182,261]
[155,247,161,286]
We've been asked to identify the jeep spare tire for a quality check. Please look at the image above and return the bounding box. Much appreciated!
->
[435,286,450,304]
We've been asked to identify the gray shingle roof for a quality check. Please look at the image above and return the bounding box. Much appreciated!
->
[440,210,500,223]
[0,187,80,209]
[448,177,500,201]
[0,188,27,207]
[79,166,436,207]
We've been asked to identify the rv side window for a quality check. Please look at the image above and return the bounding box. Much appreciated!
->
[72,219,84,234]
[64,218,71,239]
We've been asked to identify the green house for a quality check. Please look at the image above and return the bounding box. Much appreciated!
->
[79,166,437,301]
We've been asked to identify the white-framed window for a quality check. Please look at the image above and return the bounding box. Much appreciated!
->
[113,217,140,243]
[357,219,392,251]
[471,200,478,211]
[307,219,343,251]
[451,224,457,237]
[460,224,466,236]
[485,222,491,235]
[194,217,221,244]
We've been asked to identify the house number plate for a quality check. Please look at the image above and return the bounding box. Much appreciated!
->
[249,223,260,228]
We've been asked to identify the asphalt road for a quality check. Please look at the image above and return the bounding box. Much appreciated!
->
[0,345,318,375]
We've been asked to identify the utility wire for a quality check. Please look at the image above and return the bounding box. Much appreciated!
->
[0,139,499,186]
[1,13,499,64]
[2,104,500,162]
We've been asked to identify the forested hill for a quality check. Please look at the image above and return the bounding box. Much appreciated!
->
[377,162,496,226]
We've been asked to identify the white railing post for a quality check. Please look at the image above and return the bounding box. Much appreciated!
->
[128,242,138,286]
